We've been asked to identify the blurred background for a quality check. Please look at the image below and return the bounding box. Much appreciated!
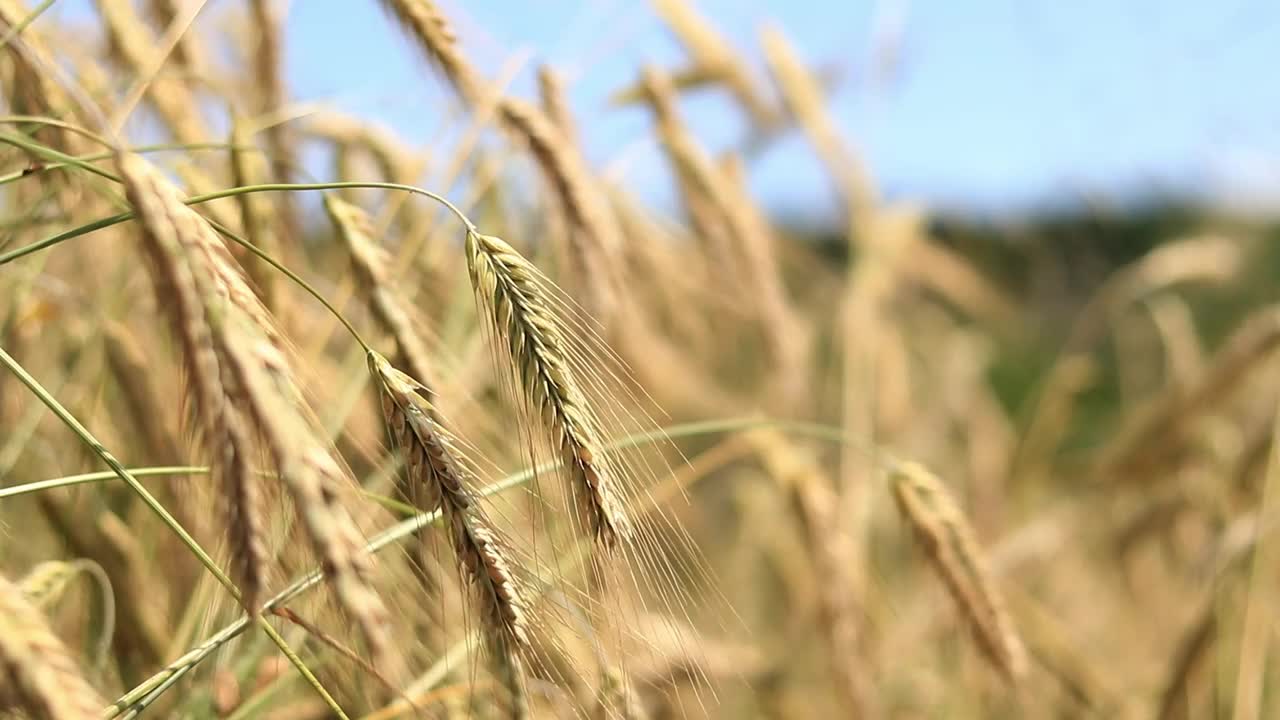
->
[52,0,1280,217]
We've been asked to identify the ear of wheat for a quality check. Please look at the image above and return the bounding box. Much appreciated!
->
[369,351,530,714]
[117,152,399,679]
[889,461,1027,681]
[377,0,484,107]
[464,229,631,548]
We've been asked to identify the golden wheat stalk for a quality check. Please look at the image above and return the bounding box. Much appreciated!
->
[637,67,740,282]
[889,461,1028,681]
[116,152,271,615]
[377,0,485,107]
[1103,306,1280,482]
[0,573,105,720]
[464,230,632,547]
[369,353,530,648]
[215,313,397,678]
[117,153,398,678]
[145,0,202,71]
[538,65,578,146]
[369,352,530,717]
[751,430,871,716]
[103,320,180,462]
[0,0,83,155]
[36,496,170,673]
[760,24,877,223]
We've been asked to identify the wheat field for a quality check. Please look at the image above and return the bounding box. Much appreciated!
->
[0,1,1277,718]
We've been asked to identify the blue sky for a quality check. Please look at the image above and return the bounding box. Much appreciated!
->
[52,0,1280,217]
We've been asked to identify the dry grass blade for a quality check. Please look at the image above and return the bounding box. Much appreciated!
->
[0,573,106,720]
[889,461,1028,681]
[464,229,632,547]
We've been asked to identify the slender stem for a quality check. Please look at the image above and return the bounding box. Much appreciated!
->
[0,345,345,719]
[0,180,481,267]
[0,0,56,52]
[0,178,479,351]
[0,131,120,182]
[259,622,350,720]
[205,217,373,351]
[0,465,207,499]
[0,344,233,590]
[0,114,111,148]
[188,181,478,231]
[0,140,258,187]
